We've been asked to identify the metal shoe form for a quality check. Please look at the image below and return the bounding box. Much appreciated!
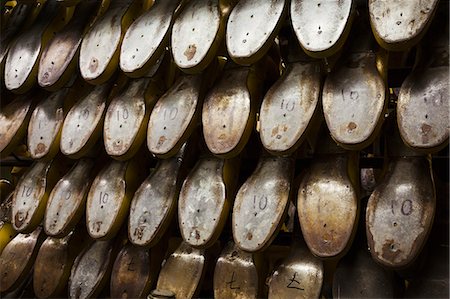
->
[171,0,235,74]
[68,238,118,299]
[128,143,190,247]
[147,75,203,158]
[369,0,439,51]
[322,23,387,150]
[0,226,46,293]
[60,81,113,159]
[27,87,72,160]
[366,127,436,269]
[120,0,180,78]
[259,42,322,156]
[151,241,210,299]
[37,0,100,90]
[397,19,449,153]
[291,0,355,58]
[213,241,264,299]
[297,133,359,259]
[233,155,294,252]
[86,157,144,240]
[226,0,287,65]
[79,0,141,84]
[33,228,88,298]
[104,73,164,160]
[12,159,63,233]
[44,159,95,237]
[4,1,67,93]
[267,240,324,299]
[0,92,38,157]
[332,249,397,298]
[178,156,239,248]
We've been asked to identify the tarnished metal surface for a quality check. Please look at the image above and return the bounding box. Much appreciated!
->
[0,227,45,293]
[366,157,435,268]
[226,0,286,64]
[60,83,110,157]
[27,88,67,159]
[120,0,180,75]
[44,159,94,237]
[12,161,51,232]
[110,243,153,299]
[322,53,386,149]
[267,243,323,299]
[259,62,321,155]
[86,160,128,239]
[233,157,293,252]
[4,1,59,92]
[333,249,395,298]
[155,242,206,299]
[79,0,134,82]
[297,156,358,258]
[397,66,449,151]
[128,155,183,247]
[213,242,259,299]
[369,0,439,50]
[171,0,221,71]
[291,0,353,57]
[69,240,114,299]
[178,158,228,248]
[104,78,151,159]
[147,75,201,158]
[0,95,34,153]
[202,68,252,157]
[38,1,98,89]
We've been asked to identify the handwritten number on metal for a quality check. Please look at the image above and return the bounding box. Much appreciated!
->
[226,271,240,290]
[281,99,295,112]
[287,272,304,290]
[391,199,413,216]
[163,107,178,120]
[99,192,109,205]
[21,185,32,197]
[253,195,268,211]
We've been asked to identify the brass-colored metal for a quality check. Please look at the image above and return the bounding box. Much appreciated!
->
[366,157,435,268]
[233,156,294,252]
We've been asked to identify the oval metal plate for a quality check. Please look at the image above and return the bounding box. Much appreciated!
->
[322,53,386,148]
[171,0,221,70]
[397,66,449,151]
[213,242,259,299]
[79,0,133,81]
[226,0,286,63]
[147,75,201,157]
[60,84,110,157]
[369,0,439,49]
[44,159,94,237]
[202,68,252,156]
[28,88,67,159]
[86,160,129,239]
[110,243,152,299]
[366,157,435,268]
[268,244,323,299]
[12,161,51,232]
[259,62,321,154]
[297,156,358,258]
[178,158,227,248]
[129,157,182,246]
[291,0,353,56]
[120,0,179,74]
[233,157,293,252]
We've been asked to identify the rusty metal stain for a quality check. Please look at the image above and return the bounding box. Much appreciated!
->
[35,143,47,155]
[184,44,197,61]
[89,57,99,73]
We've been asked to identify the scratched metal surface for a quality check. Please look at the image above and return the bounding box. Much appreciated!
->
[366,157,435,268]
[44,159,94,237]
[213,242,259,299]
[178,158,227,248]
[27,88,67,159]
[397,66,449,151]
[171,0,221,70]
[267,244,323,299]
[291,0,353,56]
[232,157,293,252]
[259,62,321,154]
